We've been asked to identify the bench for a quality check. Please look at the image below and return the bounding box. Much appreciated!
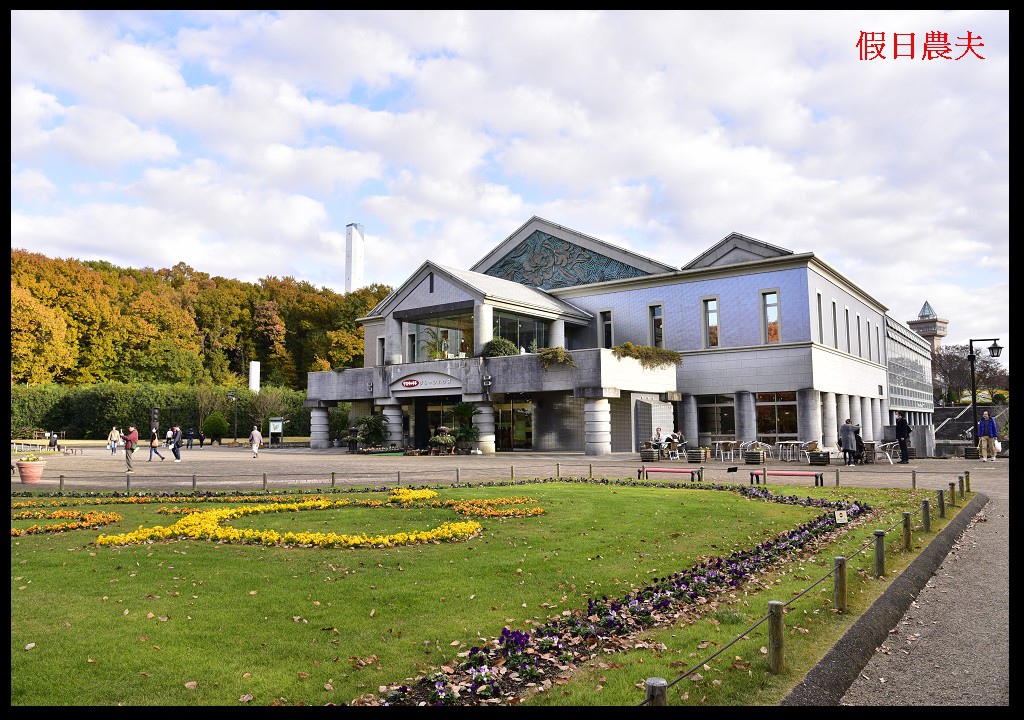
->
[749,469,826,486]
[638,466,703,482]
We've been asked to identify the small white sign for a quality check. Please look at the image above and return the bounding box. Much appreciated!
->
[270,420,283,433]
[834,509,848,524]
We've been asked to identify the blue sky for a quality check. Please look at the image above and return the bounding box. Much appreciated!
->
[11,10,1009,368]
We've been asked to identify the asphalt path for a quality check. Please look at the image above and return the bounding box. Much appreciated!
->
[12,446,1010,706]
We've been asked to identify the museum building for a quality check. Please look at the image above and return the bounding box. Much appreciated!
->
[305,217,934,455]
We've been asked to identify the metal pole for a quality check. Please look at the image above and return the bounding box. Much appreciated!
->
[968,341,979,449]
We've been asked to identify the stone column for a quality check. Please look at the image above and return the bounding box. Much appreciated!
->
[797,388,823,445]
[474,303,494,356]
[310,407,330,449]
[681,394,698,449]
[821,391,838,450]
[549,319,565,349]
[381,402,404,447]
[836,393,851,426]
[735,391,756,442]
[870,398,883,442]
[385,315,402,365]
[584,398,612,456]
[859,396,873,442]
[474,402,496,454]
[849,394,862,428]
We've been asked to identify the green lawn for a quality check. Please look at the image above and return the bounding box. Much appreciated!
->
[10,480,962,706]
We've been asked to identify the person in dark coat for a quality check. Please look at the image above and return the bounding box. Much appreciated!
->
[895,411,911,464]
[839,419,859,466]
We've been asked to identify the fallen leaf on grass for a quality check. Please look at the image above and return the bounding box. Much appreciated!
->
[184,681,198,689]
[297,671,310,679]
[324,683,333,691]
[239,693,253,702]
[24,643,35,651]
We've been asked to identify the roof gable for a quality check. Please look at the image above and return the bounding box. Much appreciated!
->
[470,216,674,290]
[681,232,793,270]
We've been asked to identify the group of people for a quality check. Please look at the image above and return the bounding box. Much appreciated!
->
[650,427,685,458]
[107,422,264,472]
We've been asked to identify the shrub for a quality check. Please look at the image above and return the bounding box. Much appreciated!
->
[354,413,389,447]
[537,346,576,370]
[202,412,229,443]
[611,342,682,370]
[482,337,519,357]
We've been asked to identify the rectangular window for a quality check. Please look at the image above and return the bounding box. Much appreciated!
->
[856,314,862,357]
[876,326,881,362]
[376,337,385,366]
[816,293,824,344]
[649,304,663,348]
[762,290,780,343]
[831,301,839,349]
[703,298,719,348]
[844,308,851,353]
[866,320,872,361]
[428,272,434,293]
[407,333,417,363]
[600,311,613,349]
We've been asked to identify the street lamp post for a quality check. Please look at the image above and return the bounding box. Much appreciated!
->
[227,390,238,446]
[967,338,1002,444]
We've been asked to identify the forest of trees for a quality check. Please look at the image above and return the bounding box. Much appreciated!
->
[11,249,393,390]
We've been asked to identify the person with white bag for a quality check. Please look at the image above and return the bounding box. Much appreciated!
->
[977,410,999,461]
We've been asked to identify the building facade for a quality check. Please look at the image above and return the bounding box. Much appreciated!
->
[305,217,934,455]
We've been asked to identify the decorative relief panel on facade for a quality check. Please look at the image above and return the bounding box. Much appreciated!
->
[485,230,649,290]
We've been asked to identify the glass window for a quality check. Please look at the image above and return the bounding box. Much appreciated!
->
[376,337,385,366]
[696,394,734,444]
[494,310,548,352]
[856,314,863,357]
[703,298,719,348]
[867,320,872,361]
[816,293,823,344]
[755,391,798,445]
[407,333,417,363]
[649,304,663,348]
[762,291,780,343]
[831,301,839,349]
[600,311,613,349]
[845,308,851,353]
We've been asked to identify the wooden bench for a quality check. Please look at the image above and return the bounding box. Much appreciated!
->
[638,466,703,482]
[749,469,825,486]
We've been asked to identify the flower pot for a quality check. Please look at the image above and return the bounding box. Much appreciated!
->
[16,461,46,484]
[686,450,708,463]
[744,450,766,465]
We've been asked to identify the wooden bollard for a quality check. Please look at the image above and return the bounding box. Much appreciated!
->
[331,471,336,487]
[397,471,401,486]
[958,475,965,499]
[874,529,886,578]
[589,463,593,479]
[965,470,971,492]
[937,489,946,518]
[456,468,461,483]
[768,600,785,674]
[835,468,840,486]
[192,474,197,491]
[126,474,131,493]
[511,465,515,481]
[948,482,957,507]
[922,498,931,533]
[59,474,64,492]
[911,470,916,489]
[834,557,847,613]
[645,677,668,706]
[262,472,267,491]
[556,462,560,479]
[902,512,912,551]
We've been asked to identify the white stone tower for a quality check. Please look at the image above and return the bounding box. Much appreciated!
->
[345,223,365,293]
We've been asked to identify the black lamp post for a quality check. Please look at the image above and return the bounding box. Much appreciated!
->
[227,390,238,445]
[967,338,1002,442]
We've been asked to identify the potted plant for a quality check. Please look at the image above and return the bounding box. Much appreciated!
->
[428,430,456,455]
[686,447,710,463]
[16,453,46,484]
[744,442,767,465]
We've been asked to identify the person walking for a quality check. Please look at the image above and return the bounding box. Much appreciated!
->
[165,427,174,449]
[839,418,859,466]
[186,427,195,450]
[122,425,139,473]
[148,429,166,462]
[977,410,999,462]
[198,429,205,449]
[249,425,263,458]
[106,426,121,455]
[171,426,183,462]
[895,411,911,464]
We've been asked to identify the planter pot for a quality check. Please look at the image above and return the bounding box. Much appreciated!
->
[16,461,46,484]
[686,450,709,463]
[639,448,659,463]
[808,451,831,466]
[744,450,766,465]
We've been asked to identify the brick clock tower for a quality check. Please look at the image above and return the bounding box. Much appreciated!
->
[907,301,948,355]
